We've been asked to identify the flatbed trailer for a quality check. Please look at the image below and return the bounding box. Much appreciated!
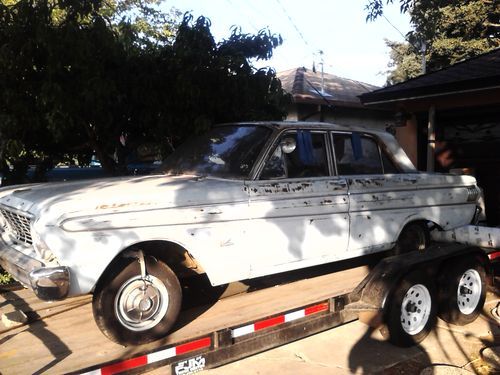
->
[0,243,497,375]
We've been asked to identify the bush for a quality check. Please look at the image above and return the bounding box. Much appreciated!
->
[0,267,13,285]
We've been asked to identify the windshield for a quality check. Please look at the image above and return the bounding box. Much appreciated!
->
[160,125,273,179]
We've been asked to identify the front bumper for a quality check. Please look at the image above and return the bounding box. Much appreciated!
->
[29,266,70,301]
[0,241,70,301]
[0,243,43,287]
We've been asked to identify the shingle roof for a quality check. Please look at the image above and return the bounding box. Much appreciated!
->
[360,48,500,104]
[278,67,380,108]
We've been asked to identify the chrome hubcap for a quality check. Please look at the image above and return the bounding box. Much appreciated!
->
[115,275,169,331]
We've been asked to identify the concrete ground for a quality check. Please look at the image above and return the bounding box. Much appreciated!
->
[201,293,500,375]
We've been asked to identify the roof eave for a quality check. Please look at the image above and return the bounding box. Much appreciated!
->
[292,94,366,109]
[360,77,500,105]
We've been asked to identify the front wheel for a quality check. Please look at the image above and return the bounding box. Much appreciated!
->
[93,255,182,346]
[381,271,437,347]
[438,257,486,326]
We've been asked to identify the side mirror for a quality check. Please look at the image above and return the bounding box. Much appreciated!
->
[280,137,296,154]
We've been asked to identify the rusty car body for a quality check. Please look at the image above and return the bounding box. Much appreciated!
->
[0,121,481,344]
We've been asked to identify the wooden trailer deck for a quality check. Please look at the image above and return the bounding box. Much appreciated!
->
[0,264,370,374]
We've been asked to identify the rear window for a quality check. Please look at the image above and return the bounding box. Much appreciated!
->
[333,133,398,175]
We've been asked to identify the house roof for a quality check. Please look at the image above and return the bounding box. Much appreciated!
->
[278,67,380,108]
[360,48,500,105]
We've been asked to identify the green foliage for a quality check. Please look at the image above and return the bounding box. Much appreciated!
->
[366,0,500,84]
[384,39,422,84]
[0,1,289,182]
[0,267,13,285]
[365,0,413,22]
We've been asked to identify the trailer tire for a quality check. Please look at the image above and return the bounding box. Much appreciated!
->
[92,255,182,346]
[381,271,436,347]
[438,258,486,326]
[393,222,430,255]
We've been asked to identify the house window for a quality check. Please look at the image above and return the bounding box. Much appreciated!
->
[260,131,329,179]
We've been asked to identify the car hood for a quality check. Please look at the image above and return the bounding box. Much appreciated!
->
[0,174,249,217]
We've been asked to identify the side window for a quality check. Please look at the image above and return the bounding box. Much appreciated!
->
[260,145,286,179]
[260,131,329,180]
[333,133,383,175]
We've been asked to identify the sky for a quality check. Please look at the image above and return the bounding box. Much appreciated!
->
[167,0,411,87]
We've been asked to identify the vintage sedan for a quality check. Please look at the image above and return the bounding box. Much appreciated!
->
[0,122,480,345]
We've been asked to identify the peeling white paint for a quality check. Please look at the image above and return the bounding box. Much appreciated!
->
[0,122,481,297]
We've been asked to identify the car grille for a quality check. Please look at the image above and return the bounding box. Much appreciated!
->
[0,207,33,245]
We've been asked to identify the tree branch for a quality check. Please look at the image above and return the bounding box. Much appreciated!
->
[485,22,500,28]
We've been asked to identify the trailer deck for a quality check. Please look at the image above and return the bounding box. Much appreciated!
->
[0,263,369,374]
[1,243,497,375]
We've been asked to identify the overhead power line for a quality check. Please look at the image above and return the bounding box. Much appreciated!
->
[382,14,426,73]
[225,0,260,32]
[274,0,312,50]
[382,14,407,40]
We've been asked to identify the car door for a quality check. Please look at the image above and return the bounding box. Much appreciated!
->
[332,132,410,254]
[245,130,349,278]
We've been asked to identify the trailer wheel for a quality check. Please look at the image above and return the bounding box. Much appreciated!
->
[393,222,429,255]
[381,272,436,347]
[438,258,486,326]
[92,255,182,346]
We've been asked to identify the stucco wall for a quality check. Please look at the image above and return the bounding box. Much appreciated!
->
[395,116,418,168]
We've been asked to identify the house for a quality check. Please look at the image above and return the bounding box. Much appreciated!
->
[277,67,394,131]
[359,48,500,226]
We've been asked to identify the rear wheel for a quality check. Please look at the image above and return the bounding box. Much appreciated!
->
[93,255,182,346]
[381,271,437,347]
[393,222,430,255]
[438,258,486,325]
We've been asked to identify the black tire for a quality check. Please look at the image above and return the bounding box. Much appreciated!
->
[438,257,486,326]
[381,271,437,347]
[393,222,430,255]
[92,255,182,346]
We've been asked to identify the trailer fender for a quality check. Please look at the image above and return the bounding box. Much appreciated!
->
[345,243,488,328]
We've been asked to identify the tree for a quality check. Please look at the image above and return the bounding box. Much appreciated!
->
[0,0,161,180]
[365,0,500,84]
[0,1,288,184]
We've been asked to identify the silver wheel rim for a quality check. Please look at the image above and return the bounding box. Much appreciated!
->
[115,275,169,331]
[400,284,432,335]
[457,269,482,315]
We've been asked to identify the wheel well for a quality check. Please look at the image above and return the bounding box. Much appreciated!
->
[398,219,435,237]
[131,240,205,278]
[392,219,433,255]
[95,241,204,291]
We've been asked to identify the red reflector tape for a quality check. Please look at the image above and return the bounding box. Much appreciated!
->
[176,337,212,355]
[489,251,500,261]
[254,315,285,331]
[231,301,330,338]
[100,356,147,375]
[81,336,211,375]
[305,302,329,315]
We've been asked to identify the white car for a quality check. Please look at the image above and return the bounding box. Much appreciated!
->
[0,122,480,345]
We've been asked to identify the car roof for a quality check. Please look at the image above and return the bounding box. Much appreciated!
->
[216,121,389,137]
[216,121,417,173]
